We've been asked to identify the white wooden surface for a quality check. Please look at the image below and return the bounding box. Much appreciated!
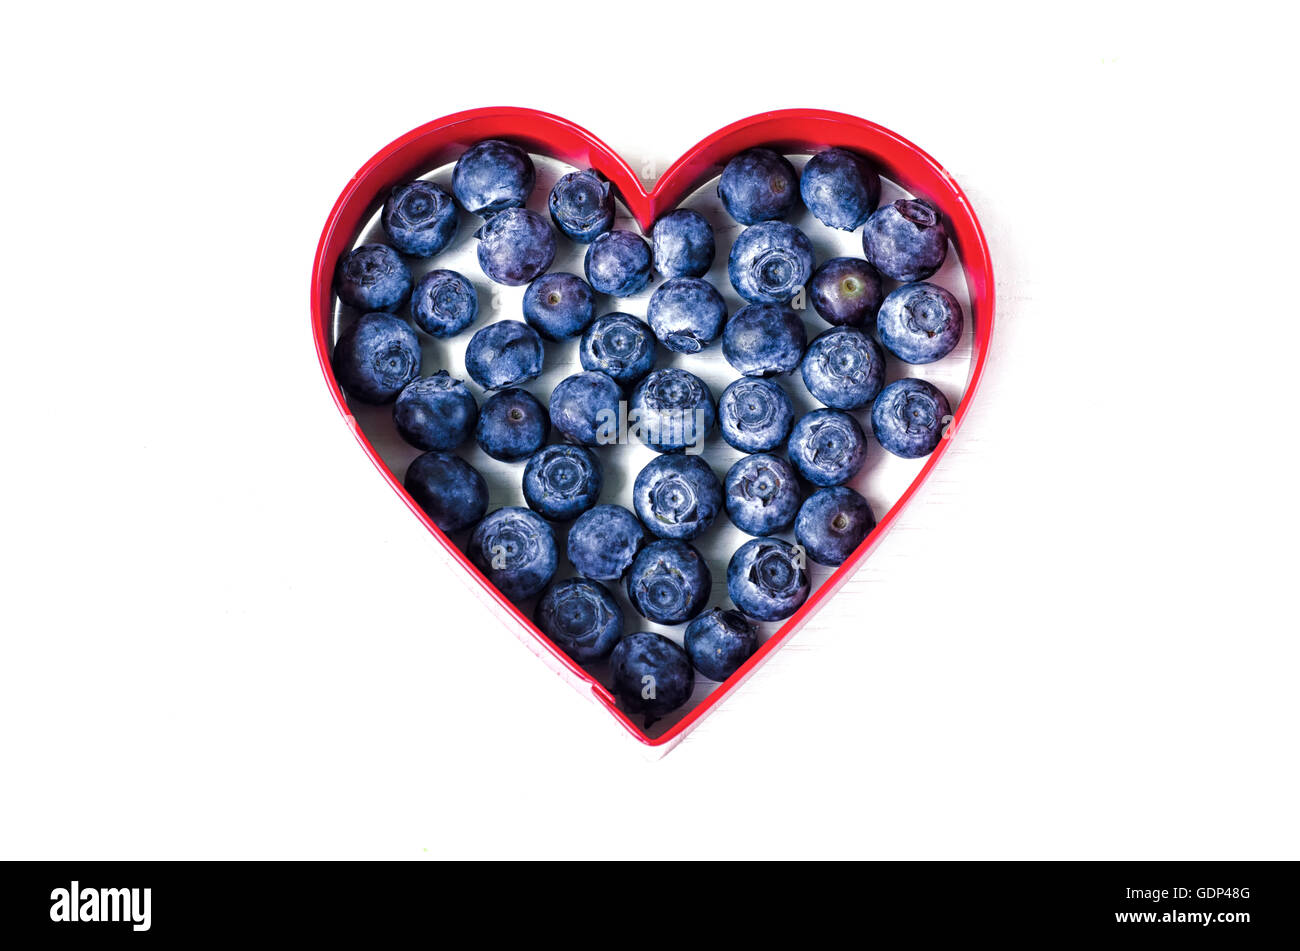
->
[1,3,1295,859]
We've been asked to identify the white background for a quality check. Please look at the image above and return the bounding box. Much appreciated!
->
[1,3,1295,859]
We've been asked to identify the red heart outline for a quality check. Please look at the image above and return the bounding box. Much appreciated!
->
[311,107,995,752]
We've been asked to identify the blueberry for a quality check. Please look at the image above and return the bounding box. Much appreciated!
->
[794,486,876,567]
[718,377,795,452]
[728,221,814,305]
[549,371,622,446]
[568,504,645,581]
[632,454,722,541]
[722,303,807,377]
[684,608,757,681]
[475,208,556,286]
[522,272,595,341]
[800,326,886,410]
[335,244,411,313]
[646,277,727,353]
[548,169,615,242]
[724,454,801,536]
[579,313,656,385]
[382,180,458,257]
[410,269,478,338]
[788,409,868,487]
[404,451,488,534]
[799,148,880,230]
[862,198,948,282]
[727,538,810,622]
[468,506,557,602]
[523,444,602,521]
[629,368,716,454]
[871,378,951,459]
[452,139,535,217]
[535,578,624,662]
[476,387,549,462]
[877,282,964,364]
[651,208,715,278]
[625,541,711,625]
[584,230,652,297]
[332,312,421,404]
[810,257,884,327]
[393,371,477,451]
[465,320,544,390]
[609,631,694,725]
[718,148,798,224]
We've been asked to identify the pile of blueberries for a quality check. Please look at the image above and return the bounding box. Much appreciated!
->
[332,138,963,726]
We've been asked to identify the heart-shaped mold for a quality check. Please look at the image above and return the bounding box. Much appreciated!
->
[311,108,994,754]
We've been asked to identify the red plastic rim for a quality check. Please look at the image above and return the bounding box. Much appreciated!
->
[311,107,996,750]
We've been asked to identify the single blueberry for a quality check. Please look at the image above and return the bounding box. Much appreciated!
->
[410,268,478,338]
[625,541,711,625]
[877,282,964,364]
[584,230,652,297]
[475,208,556,286]
[651,208,715,278]
[382,180,458,257]
[871,378,952,459]
[684,608,757,681]
[404,451,488,534]
[568,504,645,581]
[465,320,544,389]
[632,454,722,542]
[800,326,886,410]
[799,147,880,230]
[728,221,815,305]
[788,409,868,487]
[727,538,810,622]
[468,507,557,602]
[535,578,624,662]
[332,312,421,404]
[393,371,478,451]
[722,303,807,377]
[452,139,535,217]
[579,313,656,385]
[810,257,885,327]
[548,169,615,242]
[629,368,716,454]
[724,454,802,537]
[717,377,795,453]
[335,244,411,313]
[549,371,622,447]
[717,148,799,224]
[862,198,949,282]
[795,486,876,567]
[609,631,695,725]
[522,272,595,341]
[523,444,602,521]
[646,277,727,353]
[475,387,549,462]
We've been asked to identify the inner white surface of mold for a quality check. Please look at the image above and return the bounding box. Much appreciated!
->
[332,153,974,739]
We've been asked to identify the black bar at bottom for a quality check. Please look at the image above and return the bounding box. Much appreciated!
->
[0,860,1290,942]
